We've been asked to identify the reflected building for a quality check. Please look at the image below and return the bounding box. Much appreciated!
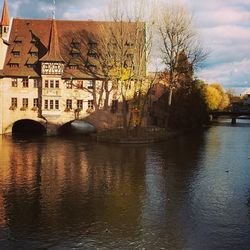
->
[0,136,147,245]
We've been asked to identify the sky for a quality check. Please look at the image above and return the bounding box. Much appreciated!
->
[1,0,250,93]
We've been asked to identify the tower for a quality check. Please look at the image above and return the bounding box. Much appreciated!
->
[0,0,10,39]
[0,0,10,69]
[40,19,65,75]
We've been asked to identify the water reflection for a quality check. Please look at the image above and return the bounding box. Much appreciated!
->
[0,121,250,249]
[0,136,148,249]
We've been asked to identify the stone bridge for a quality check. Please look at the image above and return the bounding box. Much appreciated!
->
[209,110,250,124]
[0,109,122,135]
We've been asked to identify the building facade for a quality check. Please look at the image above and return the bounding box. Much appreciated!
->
[0,0,143,135]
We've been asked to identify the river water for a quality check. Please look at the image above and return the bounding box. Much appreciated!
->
[0,120,250,250]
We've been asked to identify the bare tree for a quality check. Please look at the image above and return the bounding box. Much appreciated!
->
[157,2,208,99]
[92,0,156,129]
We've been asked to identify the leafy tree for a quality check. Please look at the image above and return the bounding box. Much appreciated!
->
[204,85,222,110]
[204,83,230,111]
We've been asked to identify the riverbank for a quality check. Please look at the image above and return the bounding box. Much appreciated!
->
[92,127,200,144]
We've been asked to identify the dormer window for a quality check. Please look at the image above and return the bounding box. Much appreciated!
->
[88,41,97,49]
[12,45,21,53]
[26,57,37,68]
[72,52,79,58]
[30,52,38,57]
[71,39,80,49]
[14,36,23,44]
[13,51,20,57]
[9,64,19,68]
[9,58,20,67]
[29,45,38,57]
[68,65,79,69]
[68,58,80,69]
[71,48,80,58]
[27,64,35,68]
[86,62,96,72]
[87,51,98,58]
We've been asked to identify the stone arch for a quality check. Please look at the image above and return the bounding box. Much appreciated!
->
[8,119,46,135]
[58,120,96,135]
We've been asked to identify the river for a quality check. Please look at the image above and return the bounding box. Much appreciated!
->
[0,120,250,249]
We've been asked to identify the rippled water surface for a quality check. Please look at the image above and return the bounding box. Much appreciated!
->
[1,120,250,249]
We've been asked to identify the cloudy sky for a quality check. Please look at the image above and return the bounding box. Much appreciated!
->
[1,0,250,92]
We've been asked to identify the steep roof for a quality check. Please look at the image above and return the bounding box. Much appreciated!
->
[40,19,64,62]
[3,18,143,78]
[0,0,9,26]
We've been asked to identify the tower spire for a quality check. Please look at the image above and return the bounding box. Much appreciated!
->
[40,19,64,62]
[0,0,10,39]
[0,0,9,26]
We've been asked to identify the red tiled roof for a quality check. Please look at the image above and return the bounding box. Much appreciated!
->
[3,18,142,78]
[0,0,9,26]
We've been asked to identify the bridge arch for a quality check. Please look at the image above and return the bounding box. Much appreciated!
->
[58,120,97,135]
[10,119,46,135]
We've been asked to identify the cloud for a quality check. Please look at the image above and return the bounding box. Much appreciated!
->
[199,59,250,88]
[63,7,103,20]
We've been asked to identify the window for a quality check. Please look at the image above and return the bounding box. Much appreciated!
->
[30,52,38,57]
[44,100,48,110]
[88,100,94,109]
[9,63,19,68]
[72,52,79,58]
[27,64,35,68]
[66,99,72,109]
[68,65,79,69]
[11,98,17,108]
[11,78,18,87]
[22,98,28,108]
[77,80,83,89]
[88,51,98,58]
[13,51,20,57]
[55,100,59,110]
[55,80,59,88]
[33,98,39,107]
[34,79,40,88]
[45,64,49,69]
[50,80,54,88]
[22,78,29,88]
[50,100,54,110]
[88,41,97,49]
[77,100,83,109]
[87,64,97,72]
[87,80,94,89]
[66,80,72,89]
[45,80,49,88]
